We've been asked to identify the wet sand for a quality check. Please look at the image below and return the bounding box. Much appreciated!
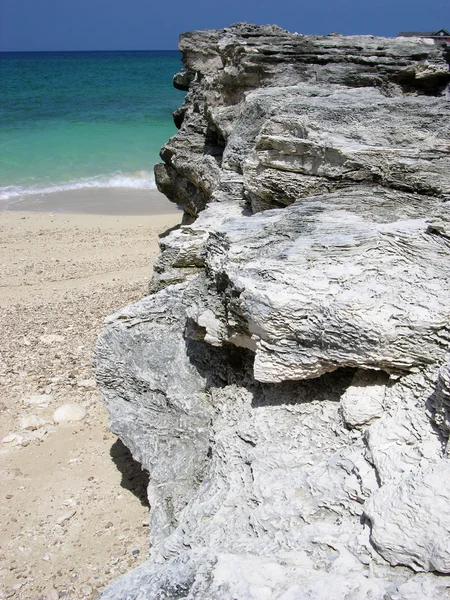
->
[0,189,182,599]
[3,188,181,216]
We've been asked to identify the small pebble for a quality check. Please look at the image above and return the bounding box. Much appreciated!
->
[81,585,93,596]
[57,510,76,525]
[77,378,96,390]
[2,433,21,446]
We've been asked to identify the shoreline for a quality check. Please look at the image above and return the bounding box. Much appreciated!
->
[0,188,180,217]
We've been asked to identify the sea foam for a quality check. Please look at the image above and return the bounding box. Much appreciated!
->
[0,170,157,201]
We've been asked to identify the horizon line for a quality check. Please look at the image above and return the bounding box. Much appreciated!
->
[0,49,180,53]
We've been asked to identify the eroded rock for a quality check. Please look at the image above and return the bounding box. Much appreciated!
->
[95,23,450,600]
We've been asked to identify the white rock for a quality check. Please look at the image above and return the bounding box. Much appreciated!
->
[2,433,23,446]
[197,309,224,346]
[24,394,52,406]
[63,498,77,507]
[364,461,450,573]
[53,403,86,424]
[2,429,50,446]
[31,428,50,441]
[19,415,49,431]
[365,404,442,485]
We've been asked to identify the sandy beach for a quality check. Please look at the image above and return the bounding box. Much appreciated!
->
[0,190,182,599]
[3,188,180,217]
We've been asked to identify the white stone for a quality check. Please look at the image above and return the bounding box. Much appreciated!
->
[53,403,86,424]
[19,415,49,431]
[2,433,22,446]
[197,309,224,346]
[31,428,50,441]
[2,429,50,446]
[24,394,52,406]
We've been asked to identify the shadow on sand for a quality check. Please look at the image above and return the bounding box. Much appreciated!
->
[110,438,150,507]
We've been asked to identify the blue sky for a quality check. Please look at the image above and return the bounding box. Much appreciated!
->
[1,0,449,51]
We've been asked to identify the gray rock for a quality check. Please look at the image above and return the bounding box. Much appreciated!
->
[95,23,450,600]
[94,284,216,547]
[193,188,450,382]
[155,23,450,217]
[432,359,450,447]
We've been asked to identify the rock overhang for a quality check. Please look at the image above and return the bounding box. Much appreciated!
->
[188,189,450,381]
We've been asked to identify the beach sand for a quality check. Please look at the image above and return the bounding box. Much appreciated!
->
[3,188,181,217]
[0,190,182,599]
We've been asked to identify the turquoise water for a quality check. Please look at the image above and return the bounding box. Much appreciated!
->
[0,51,183,203]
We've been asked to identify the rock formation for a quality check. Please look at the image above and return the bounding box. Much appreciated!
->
[94,24,450,599]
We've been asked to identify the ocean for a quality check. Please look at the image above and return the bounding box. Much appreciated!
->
[0,51,184,208]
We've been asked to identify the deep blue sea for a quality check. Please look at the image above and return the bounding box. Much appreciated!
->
[0,51,183,204]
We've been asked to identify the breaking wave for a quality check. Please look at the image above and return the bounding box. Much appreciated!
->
[0,170,157,202]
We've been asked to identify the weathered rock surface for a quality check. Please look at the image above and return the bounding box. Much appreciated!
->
[365,461,450,572]
[94,23,450,599]
[156,23,450,219]
[433,359,450,444]
[193,188,450,382]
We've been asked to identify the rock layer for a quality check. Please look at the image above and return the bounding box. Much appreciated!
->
[94,24,450,599]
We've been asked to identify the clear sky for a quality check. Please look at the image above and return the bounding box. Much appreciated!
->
[1,0,449,51]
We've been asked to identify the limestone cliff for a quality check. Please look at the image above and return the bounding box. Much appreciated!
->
[94,24,450,599]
